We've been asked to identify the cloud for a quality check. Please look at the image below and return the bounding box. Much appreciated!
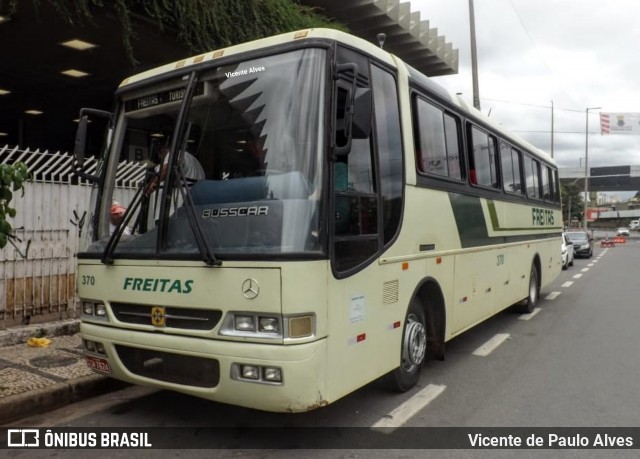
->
[414,0,640,176]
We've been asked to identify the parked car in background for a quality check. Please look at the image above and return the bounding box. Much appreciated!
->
[561,233,574,270]
[629,220,640,230]
[564,231,593,258]
[617,227,630,237]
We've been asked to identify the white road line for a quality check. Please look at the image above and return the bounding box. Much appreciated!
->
[561,281,574,288]
[573,273,583,279]
[371,384,446,430]
[472,333,511,357]
[588,263,594,267]
[581,268,589,272]
[545,291,561,300]
[519,307,542,321]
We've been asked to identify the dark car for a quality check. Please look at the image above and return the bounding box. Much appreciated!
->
[564,231,593,258]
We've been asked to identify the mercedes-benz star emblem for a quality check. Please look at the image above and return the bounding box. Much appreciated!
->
[242,278,260,299]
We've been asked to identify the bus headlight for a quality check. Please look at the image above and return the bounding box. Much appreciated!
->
[241,364,260,380]
[235,315,256,332]
[258,317,279,333]
[220,313,313,340]
[232,363,283,385]
[82,301,109,321]
[83,302,95,315]
[263,367,282,383]
[83,339,96,353]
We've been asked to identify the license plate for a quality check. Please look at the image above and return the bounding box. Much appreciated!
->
[85,355,111,373]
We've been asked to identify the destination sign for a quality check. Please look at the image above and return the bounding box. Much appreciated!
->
[124,83,205,113]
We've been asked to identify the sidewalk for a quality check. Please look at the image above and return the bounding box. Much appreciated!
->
[0,320,124,425]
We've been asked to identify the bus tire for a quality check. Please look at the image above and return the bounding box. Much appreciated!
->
[384,298,427,392]
[515,264,539,314]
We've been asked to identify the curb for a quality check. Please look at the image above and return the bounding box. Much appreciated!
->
[0,374,128,426]
[0,319,81,347]
[1,319,129,425]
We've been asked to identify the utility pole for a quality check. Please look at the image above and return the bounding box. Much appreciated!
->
[469,0,480,111]
[583,106,601,231]
[550,100,554,158]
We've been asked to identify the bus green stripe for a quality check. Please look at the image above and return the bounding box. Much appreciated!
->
[449,193,561,248]
[486,200,563,232]
[449,193,490,248]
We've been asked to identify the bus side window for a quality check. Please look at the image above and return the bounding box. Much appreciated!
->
[524,155,541,199]
[469,125,499,188]
[414,98,462,181]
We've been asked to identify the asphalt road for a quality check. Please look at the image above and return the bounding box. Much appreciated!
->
[5,236,640,458]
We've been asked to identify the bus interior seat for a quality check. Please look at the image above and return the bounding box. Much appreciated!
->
[190,171,310,205]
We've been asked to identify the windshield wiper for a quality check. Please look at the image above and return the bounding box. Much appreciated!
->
[173,160,221,266]
[101,172,153,264]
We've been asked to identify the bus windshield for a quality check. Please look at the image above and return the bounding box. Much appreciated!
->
[84,48,326,259]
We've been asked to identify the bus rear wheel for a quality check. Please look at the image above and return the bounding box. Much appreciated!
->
[515,264,539,314]
[384,299,427,392]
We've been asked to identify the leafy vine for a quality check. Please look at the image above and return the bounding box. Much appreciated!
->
[2,0,346,64]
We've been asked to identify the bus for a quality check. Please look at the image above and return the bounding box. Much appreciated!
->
[74,28,562,413]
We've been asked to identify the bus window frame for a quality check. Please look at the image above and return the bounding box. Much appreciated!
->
[467,123,501,192]
[412,93,466,184]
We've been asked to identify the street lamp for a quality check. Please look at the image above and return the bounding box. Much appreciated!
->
[583,106,601,230]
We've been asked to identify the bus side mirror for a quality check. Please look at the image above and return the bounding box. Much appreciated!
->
[72,108,114,182]
[333,63,371,156]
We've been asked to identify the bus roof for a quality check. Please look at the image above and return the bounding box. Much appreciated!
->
[118,27,553,165]
[118,28,397,89]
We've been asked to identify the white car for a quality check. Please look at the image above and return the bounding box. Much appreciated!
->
[561,233,574,270]
[617,227,630,237]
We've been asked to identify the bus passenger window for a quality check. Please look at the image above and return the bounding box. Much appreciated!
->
[501,143,524,194]
[414,98,462,180]
[469,126,499,188]
[524,155,541,199]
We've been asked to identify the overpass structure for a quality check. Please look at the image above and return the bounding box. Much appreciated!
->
[560,165,640,221]
[559,165,640,192]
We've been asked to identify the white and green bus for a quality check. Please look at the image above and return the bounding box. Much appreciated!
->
[75,28,562,412]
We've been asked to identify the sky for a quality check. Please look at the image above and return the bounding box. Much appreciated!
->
[412,0,640,178]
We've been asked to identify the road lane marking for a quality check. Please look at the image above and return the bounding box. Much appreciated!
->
[545,292,561,300]
[562,281,574,287]
[581,268,589,272]
[472,333,510,357]
[588,263,594,267]
[519,307,542,320]
[573,274,583,279]
[371,384,446,430]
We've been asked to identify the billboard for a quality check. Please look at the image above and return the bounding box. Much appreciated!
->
[600,112,640,135]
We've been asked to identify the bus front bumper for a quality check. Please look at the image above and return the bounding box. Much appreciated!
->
[80,322,328,413]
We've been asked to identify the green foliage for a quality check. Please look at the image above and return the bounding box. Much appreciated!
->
[561,183,584,223]
[5,0,347,65]
[0,162,29,249]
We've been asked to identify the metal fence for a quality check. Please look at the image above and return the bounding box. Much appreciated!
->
[0,145,143,329]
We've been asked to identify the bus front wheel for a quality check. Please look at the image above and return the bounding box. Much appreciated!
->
[384,299,427,392]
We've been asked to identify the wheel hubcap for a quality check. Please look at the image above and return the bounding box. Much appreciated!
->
[402,313,427,371]
[529,275,538,303]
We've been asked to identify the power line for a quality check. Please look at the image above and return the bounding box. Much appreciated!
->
[513,130,601,134]
[482,97,585,114]
[507,0,580,107]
